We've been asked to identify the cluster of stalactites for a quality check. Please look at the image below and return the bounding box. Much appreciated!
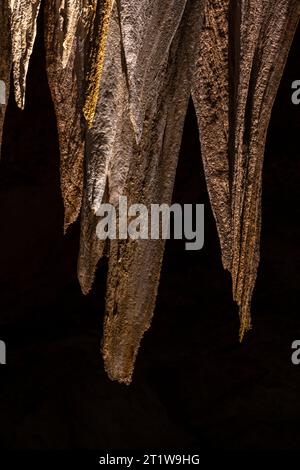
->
[0,0,299,384]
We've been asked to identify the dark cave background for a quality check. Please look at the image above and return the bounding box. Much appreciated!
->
[0,10,299,450]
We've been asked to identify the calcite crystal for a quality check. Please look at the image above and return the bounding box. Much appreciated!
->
[0,0,299,383]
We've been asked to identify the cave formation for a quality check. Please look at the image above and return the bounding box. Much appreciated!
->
[0,0,299,384]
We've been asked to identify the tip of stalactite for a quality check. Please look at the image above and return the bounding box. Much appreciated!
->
[63,214,71,235]
[106,369,133,386]
[239,325,246,343]
[103,355,134,386]
[63,209,80,235]
[15,91,25,111]
[77,270,94,297]
[239,313,252,343]
[63,220,70,236]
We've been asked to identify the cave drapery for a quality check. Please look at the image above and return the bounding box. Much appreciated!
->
[0,0,299,384]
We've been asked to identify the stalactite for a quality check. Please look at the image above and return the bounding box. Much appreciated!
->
[78,0,133,295]
[0,1,11,155]
[193,0,300,340]
[78,0,204,383]
[192,0,231,271]
[101,0,204,384]
[44,0,85,230]
[44,0,113,230]
[230,0,299,339]
[78,0,190,294]
[8,0,42,109]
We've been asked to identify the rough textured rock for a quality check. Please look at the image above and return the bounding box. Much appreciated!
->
[45,0,113,230]
[193,0,300,340]
[230,0,300,338]
[192,0,231,271]
[78,0,191,294]
[79,0,204,383]
[117,0,188,144]
[101,1,203,384]
[8,0,42,109]
[78,1,133,295]
[0,1,11,155]
[82,0,114,128]
[44,0,85,230]
[1,0,299,385]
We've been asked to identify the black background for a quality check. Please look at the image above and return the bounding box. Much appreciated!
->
[0,10,299,450]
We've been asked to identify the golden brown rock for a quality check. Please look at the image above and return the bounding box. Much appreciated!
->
[1,0,299,385]
[8,0,42,109]
[192,0,231,271]
[44,0,114,230]
[82,0,114,128]
[101,1,204,384]
[78,0,190,294]
[230,0,300,338]
[44,0,85,230]
[78,0,133,295]
[79,0,204,383]
[0,1,11,155]
[193,0,299,340]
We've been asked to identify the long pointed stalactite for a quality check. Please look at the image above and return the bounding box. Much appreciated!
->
[192,0,232,271]
[101,0,204,384]
[193,0,300,340]
[230,0,300,339]
[44,0,114,230]
[44,0,85,230]
[8,0,42,109]
[0,1,11,155]
[0,0,299,383]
